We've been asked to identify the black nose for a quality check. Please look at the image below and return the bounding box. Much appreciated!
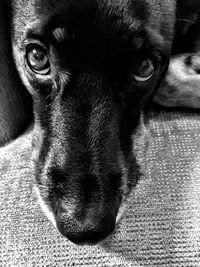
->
[56,205,117,245]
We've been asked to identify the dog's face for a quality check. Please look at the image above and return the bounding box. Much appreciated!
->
[11,0,175,245]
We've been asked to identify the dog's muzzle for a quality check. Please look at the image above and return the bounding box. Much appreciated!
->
[53,173,121,245]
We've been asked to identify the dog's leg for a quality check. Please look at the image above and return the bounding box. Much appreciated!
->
[154,53,200,109]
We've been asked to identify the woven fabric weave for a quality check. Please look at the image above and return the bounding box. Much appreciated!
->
[0,106,200,266]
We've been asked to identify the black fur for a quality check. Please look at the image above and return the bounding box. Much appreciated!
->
[4,0,199,245]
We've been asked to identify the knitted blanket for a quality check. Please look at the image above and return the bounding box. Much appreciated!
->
[1,105,200,267]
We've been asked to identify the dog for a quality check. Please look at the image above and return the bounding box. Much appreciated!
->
[4,0,200,245]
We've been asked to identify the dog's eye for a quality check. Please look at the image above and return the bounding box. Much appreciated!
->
[133,59,155,82]
[26,45,50,75]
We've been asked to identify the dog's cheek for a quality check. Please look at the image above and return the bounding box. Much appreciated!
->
[12,44,34,93]
[30,120,58,227]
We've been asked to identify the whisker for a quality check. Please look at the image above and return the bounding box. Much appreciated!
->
[177,18,195,24]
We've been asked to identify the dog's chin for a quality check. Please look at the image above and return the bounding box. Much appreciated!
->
[35,185,128,245]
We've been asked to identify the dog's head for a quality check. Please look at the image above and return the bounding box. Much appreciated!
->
[10,0,175,245]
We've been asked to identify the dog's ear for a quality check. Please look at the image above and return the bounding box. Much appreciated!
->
[176,0,200,36]
[173,0,200,54]
[0,1,33,146]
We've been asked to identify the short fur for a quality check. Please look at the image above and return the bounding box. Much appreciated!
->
[3,0,200,245]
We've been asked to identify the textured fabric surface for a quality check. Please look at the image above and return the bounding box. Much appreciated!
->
[1,105,200,266]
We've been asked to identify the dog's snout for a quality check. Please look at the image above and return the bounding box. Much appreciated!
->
[55,201,117,245]
[35,65,129,244]
[51,172,120,245]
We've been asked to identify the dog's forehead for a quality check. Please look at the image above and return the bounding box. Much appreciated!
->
[12,0,147,21]
[11,0,152,41]
[11,0,175,54]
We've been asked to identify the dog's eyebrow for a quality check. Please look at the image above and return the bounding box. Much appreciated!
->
[25,27,44,42]
[52,27,68,43]
[145,27,165,51]
[130,27,165,55]
[25,26,68,46]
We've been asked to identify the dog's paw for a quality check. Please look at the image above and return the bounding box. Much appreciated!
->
[154,53,200,109]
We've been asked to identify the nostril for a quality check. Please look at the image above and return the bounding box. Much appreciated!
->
[55,208,116,245]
